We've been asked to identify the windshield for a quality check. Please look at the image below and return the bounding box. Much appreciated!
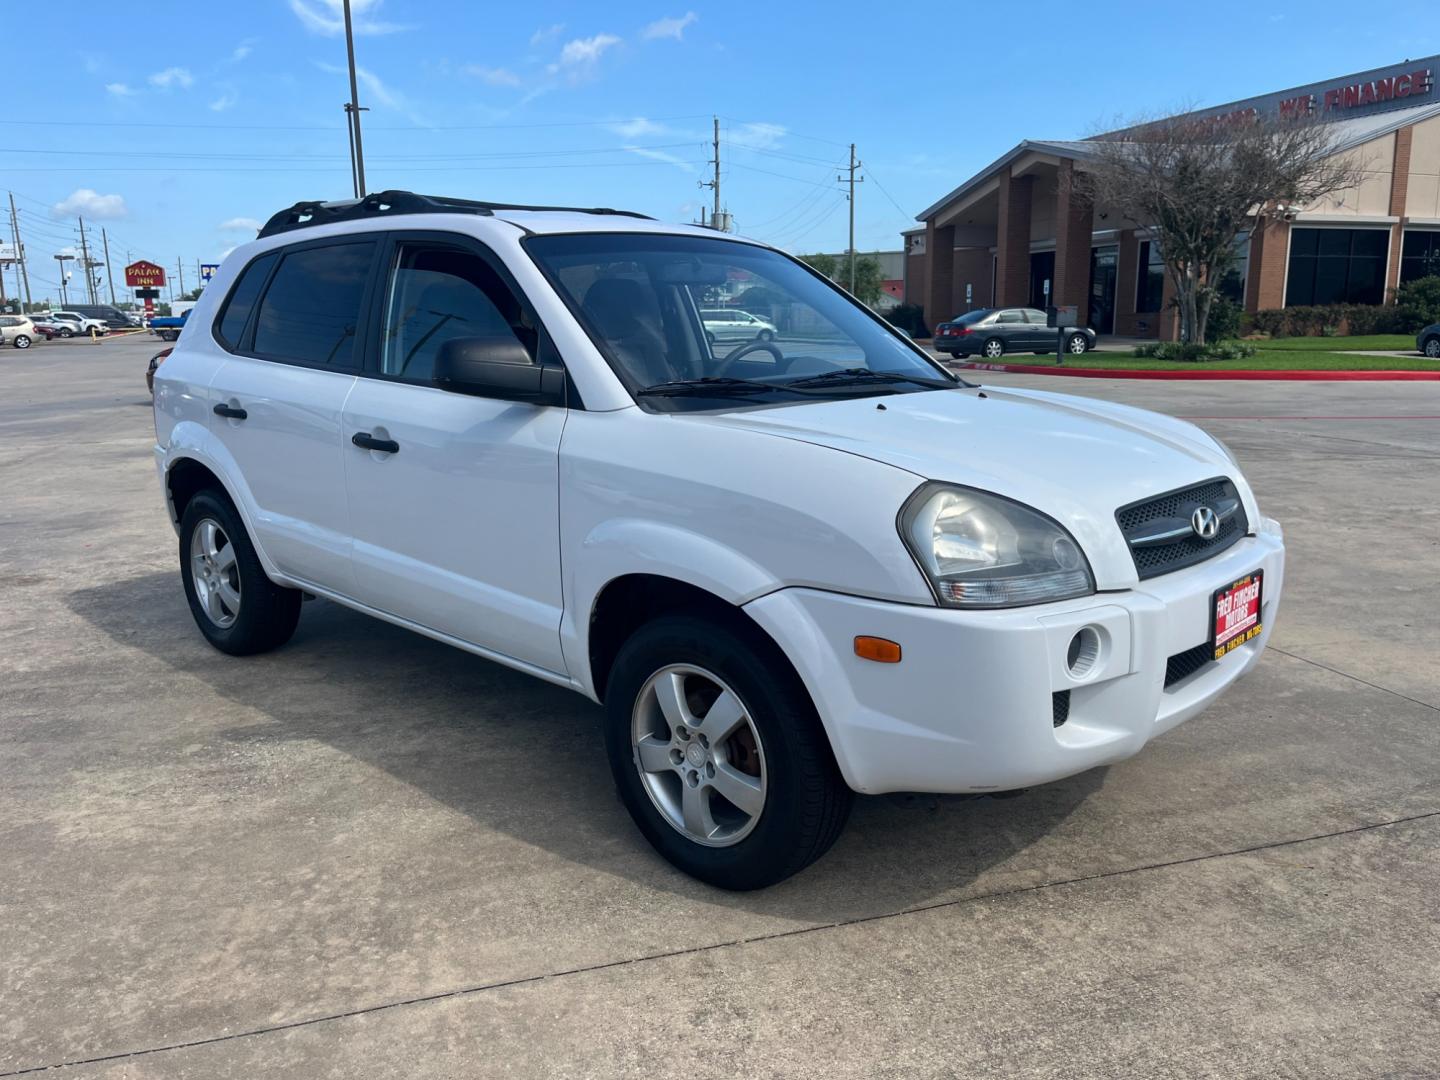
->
[525,232,955,409]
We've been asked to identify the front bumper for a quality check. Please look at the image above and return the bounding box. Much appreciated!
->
[744,516,1285,795]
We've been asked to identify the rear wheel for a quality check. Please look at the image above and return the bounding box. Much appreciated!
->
[60,327,74,338]
[604,614,851,889]
[982,337,1004,359]
[14,334,30,349]
[179,490,301,656]
[756,329,774,342]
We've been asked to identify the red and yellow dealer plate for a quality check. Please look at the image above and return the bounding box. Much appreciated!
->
[1212,570,1263,661]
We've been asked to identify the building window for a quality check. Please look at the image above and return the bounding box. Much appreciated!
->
[1219,230,1249,303]
[1136,240,1164,312]
[1284,227,1387,306]
[1400,230,1440,283]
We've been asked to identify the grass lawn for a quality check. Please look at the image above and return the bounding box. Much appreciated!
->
[998,350,1440,371]
[1254,334,1417,352]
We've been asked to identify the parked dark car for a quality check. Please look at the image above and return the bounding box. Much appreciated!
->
[932,307,1095,359]
[31,318,62,340]
[1418,324,1440,358]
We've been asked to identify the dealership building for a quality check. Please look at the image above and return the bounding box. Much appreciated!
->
[902,56,1440,337]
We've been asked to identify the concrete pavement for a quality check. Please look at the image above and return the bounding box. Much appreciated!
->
[2,337,1437,1077]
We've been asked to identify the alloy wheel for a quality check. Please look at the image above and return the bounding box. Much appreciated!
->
[983,339,1003,358]
[1426,338,1440,358]
[631,664,767,847]
[189,518,241,628]
[1068,335,1088,354]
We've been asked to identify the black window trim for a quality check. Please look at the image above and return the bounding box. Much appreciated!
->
[355,228,571,406]
[210,250,281,353]
[216,233,385,373]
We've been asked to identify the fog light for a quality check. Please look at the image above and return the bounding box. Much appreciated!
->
[1066,627,1101,678]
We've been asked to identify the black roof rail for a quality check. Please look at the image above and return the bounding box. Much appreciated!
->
[258,189,652,238]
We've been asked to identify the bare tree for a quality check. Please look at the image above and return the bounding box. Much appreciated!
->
[1077,112,1363,344]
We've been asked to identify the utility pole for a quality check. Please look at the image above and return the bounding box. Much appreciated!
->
[54,254,73,306]
[101,228,116,305]
[176,258,186,298]
[838,143,864,293]
[699,115,723,231]
[342,0,367,196]
[9,193,31,310]
[77,217,97,305]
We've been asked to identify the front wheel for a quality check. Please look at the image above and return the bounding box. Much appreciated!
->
[604,615,852,890]
[981,337,1004,359]
[1067,333,1089,355]
[1424,337,1440,358]
[756,329,774,342]
[180,490,301,656]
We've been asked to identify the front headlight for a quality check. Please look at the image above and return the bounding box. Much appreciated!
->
[899,483,1095,608]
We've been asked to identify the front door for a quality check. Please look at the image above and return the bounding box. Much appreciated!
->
[340,232,568,674]
[1089,246,1118,334]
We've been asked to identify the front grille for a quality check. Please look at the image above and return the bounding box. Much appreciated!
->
[1052,690,1071,727]
[1116,477,1248,580]
[1165,642,1215,688]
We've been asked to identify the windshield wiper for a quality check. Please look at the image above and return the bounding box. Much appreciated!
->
[783,367,954,390]
[636,376,789,398]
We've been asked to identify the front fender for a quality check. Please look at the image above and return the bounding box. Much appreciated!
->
[559,518,777,699]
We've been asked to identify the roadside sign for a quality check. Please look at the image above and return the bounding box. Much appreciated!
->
[0,242,16,262]
[965,283,973,306]
[1046,304,1079,328]
[200,263,220,283]
[125,260,166,288]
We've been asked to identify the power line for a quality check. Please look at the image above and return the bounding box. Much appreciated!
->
[0,142,700,163]
[0,113,714,133]
[862,164,916,223]
[0,161,708,175]
[728,161,842,189]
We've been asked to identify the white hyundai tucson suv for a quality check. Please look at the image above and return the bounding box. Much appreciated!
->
[152,191,1285,889]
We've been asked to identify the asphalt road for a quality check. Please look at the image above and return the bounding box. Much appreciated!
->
[3,335,1438,1078]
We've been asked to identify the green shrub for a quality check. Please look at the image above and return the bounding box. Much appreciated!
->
[1394,276,1440,333]
[887,303,929,338]
[1205,296,1243,343]
[1252,309,1287,336]
[1132,340,1256,362]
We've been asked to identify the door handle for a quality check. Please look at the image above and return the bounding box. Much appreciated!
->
[351,431,400,454]
[213,403,248,420]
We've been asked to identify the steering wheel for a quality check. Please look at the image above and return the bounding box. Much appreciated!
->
[714,339,784,376]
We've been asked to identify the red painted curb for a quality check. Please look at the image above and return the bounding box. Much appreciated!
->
[952,361,1440,381]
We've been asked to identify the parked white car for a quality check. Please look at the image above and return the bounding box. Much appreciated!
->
[0,315,38,348]
[152,192,1285,889]
[49,310,109,337]
[700,307,778,345]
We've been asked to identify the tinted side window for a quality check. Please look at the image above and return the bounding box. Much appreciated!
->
[1022,308,1048,323]
[996,310,1023,324]
[216,252,278,349]
[380,244,532,382]
[253,242,375,367]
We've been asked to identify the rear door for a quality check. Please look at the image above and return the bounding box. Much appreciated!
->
[993,309,1029,348]
[339,230,568,674]
[206,237,379,593]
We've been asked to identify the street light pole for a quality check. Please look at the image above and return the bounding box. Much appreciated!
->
[342,0,367,197]
[54,254,73,306]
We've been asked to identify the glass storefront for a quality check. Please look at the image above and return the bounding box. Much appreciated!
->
[1089,246,1118,333]
[1400,230,1440,283]
[1284,227,1387,306]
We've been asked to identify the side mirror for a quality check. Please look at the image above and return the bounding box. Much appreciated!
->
[432,336,566,405]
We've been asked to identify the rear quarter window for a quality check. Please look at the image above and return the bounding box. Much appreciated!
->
[214,252,278,350]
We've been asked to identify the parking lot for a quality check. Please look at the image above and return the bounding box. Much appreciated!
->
[3,334,1438,1077]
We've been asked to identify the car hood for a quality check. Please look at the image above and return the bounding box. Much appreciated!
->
[694,385,1258,588]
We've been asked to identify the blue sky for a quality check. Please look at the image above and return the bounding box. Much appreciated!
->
[5,0,1436,302]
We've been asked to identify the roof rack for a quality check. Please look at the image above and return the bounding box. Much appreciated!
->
[258,189,653,238]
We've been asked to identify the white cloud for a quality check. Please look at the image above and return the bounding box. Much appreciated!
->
[609,116,669,139]
[547,33,621,81]
[730,121,786,150]
[148,67,194,90]
[218,217,262,232]
[105,82,137,97]
[289,0,407,36]
[465,65,522,87]
[642,12,697,41]
[316,61,426,125]
[52,189,128,221]
[530,22,565,46]
[624,145,693,172]
[230,41,255,62]
[210,90,239,111]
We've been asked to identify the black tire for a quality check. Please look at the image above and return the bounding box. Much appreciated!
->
[705,330,716,347]
[1424,336,1440,359]
[1067,333,1089,355]
[981,337,1004,358]
[603,614,852,890]
[60,327,74,338]
[14,335,31,349]
[179,489,301,656]
[756,329,774,342]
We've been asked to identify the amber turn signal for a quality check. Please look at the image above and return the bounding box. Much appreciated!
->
[853,636,902,663]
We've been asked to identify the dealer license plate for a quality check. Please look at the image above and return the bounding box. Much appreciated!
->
[1211,570,1263,661]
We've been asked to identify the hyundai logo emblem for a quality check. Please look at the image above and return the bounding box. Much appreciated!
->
[1190,505,1220,540]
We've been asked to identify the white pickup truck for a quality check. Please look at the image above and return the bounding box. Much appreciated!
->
[152,191,1284,889]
